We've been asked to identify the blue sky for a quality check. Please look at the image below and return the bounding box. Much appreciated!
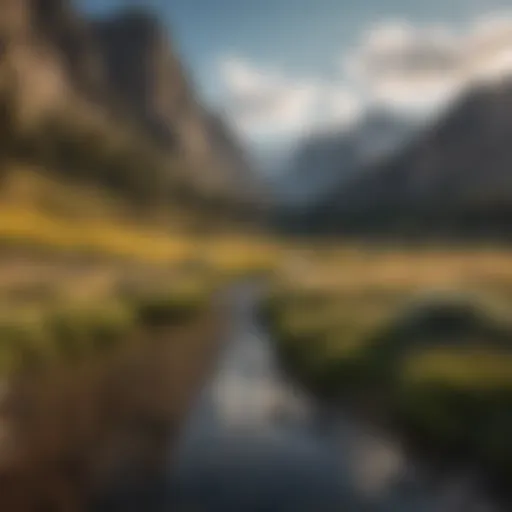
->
[79,0,512,163]
[79,0,510,96]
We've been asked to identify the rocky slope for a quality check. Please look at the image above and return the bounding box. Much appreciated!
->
[299,77,512,237]
[93,10,256,198]
[0,0,258,213]
[276,109,413,208]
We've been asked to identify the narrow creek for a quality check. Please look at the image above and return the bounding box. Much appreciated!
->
[99,283,504,511]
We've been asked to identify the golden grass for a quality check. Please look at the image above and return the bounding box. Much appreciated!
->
[0,303,223,511]
[0,203,283,283]
[403,348,512,390]
[277,245,512,309]
[0,168,283,272]
[267,245,512,484]
[0,204,194,263]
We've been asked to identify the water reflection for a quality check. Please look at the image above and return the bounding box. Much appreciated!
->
[161,285,502,511]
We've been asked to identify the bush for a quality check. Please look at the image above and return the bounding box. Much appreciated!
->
[44,302,135,360]
[133,285,209,329]
[82,303,135,352]
[379,295,504,346]
[265,287,512,484]
[395,372,512,481]
[0,319,55,374]
[45,309,95,360]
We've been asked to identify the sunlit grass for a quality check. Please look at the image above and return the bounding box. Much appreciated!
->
[403,348,512,390]
[279,245,512,301]
[0,169,284,274]
[265,248,512,481]
[0,204,194,263]
[0,280,218,377]
[0,204,283,287]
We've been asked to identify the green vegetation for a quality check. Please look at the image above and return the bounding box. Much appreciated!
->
[0,280,217,377]
[265,251,512,485]
[0,78,186,218]
[0,76,264,234]
[45,301,135,359]
[132,281,214,329]
[398,349,512,476]
[0,239,280,379]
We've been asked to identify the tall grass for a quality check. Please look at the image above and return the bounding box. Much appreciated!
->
[0,276,220,378]
[0,168,283,276]
[265,247,512,485]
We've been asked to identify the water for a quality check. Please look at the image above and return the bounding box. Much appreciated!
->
[169,284,502,512]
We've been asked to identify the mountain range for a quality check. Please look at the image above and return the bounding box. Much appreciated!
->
[275,109,414,207]
[277,75,512,238]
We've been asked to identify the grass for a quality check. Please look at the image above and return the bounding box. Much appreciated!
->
[0,277,220,377]
[0,293,223,512]
[132,280,214,329]
[265,246,512,485]
[0,169,283,275]
[0,202,282,287]
[403,348,512,391]
[397,349,512,478]
[0,203,194,263]
[0,185,280,375]
[45,302,136,360]
[0,171,281,375]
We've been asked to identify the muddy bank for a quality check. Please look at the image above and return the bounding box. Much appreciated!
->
[0,307,224,511]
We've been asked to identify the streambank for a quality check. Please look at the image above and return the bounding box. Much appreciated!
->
[168,283,505,512]
[263,291,511,511]
[0,303,224,512]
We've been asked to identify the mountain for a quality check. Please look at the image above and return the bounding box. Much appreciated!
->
[0,0,259,218]
[320,77,512,237]
[275,109,413,208]
[93,10,257,197]
[275,130,356,207]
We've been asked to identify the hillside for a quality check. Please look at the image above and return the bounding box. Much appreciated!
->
[317,78,512,237]
[275,110,411,209]
[0,0,259,227]
[273,109,413,234]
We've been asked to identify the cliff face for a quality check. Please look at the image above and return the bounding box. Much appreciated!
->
[92,7,259,200]
[304,78,512,236]
[274,110,413,210]
[0,0,256,204]
[93,11,193,146]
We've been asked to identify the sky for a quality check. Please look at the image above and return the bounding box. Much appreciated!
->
[79,0,512,167]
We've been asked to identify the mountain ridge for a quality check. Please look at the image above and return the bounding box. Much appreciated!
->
[0,0,260,221]
[274,76,512,238]
[321,77,512,237]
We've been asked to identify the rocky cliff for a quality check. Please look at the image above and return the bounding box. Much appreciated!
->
[276,109,413,208]
[0,0,257,212]
[302,78,512,237]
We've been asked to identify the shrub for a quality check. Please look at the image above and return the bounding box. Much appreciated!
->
[133,285,209,329]
[45,309,94,360]
[44,302,135,360]
[0,318,54,374]
[82,303,135,352]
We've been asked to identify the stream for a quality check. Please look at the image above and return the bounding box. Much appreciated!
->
[99,283,504,511]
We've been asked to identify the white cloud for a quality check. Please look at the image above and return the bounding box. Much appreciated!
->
[218,57,361,140]
[345,12,512,115]
[217,12,512,142]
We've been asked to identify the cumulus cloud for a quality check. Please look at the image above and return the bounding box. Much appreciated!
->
[217,12,512,141]
[218,57,361,140]
[345,12,512,115]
